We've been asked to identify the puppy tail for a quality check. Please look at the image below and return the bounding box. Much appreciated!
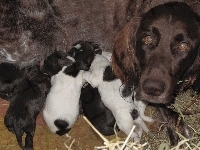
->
[54,119,71,136]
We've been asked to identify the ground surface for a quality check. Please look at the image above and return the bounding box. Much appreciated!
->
[0,90,200,150]
[0,98,117,150]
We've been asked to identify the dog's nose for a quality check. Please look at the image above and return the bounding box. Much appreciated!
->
[143,79,165,96]
[54,119,71,136]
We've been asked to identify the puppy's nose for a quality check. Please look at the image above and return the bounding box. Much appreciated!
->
[54,119,71,136]
[143,79,165,96]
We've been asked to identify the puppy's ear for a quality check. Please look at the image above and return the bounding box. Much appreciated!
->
[89,42,102,54]
[94,48,102,55]
[112,19,140,86]
[67,48,77,57]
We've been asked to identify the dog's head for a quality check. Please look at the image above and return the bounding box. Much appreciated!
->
[68,41,102,71]
[112,2,200,104]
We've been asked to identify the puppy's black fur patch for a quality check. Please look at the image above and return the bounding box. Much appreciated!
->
[54,119,71,136]
[103,66,117,81]
[63,63,80,77]
[131,109,139,120]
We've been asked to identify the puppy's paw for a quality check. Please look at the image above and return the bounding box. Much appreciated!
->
[141,115,154,123]
[131,109,150,133]
[131,125,143,143]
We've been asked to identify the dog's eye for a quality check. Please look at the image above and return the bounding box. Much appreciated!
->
[179,42,189,51]
[143,35,153,45]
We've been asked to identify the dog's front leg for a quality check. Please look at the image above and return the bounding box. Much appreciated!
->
[158,105,191,146]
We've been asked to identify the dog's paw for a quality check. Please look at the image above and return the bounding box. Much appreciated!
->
[158,106,192,146]
[166,116,191,146]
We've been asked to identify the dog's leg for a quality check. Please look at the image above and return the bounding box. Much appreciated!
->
[158,105,191,146]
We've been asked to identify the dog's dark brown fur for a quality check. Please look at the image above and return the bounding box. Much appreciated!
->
[112,1,200,99]
[112,0,200,145]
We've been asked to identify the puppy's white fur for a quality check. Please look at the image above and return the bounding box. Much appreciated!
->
[83,54,152,142]
[43,65,84,133]
[102,51,112,61]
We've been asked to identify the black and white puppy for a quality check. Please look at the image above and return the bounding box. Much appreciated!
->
[83,54,153,142]
[80,51,117,136]
[4,51,72,150]
[43,41,101,136]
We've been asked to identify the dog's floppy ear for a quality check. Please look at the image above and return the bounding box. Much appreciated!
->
[180,13,200,91]
[112,19,140,86]
[181,48,200,91]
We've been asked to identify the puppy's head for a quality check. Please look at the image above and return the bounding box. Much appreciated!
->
[112,2,200,104]
[41,51,74,76]
[68,41,102,71]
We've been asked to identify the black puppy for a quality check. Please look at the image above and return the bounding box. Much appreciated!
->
[4,51,72,150]
[80,83,116,136]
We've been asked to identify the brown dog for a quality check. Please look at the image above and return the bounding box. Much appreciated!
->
[112,0,200,145]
